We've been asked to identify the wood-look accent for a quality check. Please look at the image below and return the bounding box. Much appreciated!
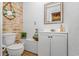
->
[22,50,38,56]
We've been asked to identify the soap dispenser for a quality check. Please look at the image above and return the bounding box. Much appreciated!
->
[60,23,64,32]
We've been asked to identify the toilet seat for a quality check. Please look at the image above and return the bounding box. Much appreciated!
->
[7,43,24,56]
[7,43,24,49]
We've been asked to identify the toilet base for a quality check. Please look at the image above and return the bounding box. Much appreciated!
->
[7,47,24,56]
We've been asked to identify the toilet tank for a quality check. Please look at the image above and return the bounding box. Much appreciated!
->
[3,33,16,46]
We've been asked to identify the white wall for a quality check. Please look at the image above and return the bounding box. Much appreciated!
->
[23,2,79,56]
[23,2,61,39]
[64,2,79,56]
[23,2,35,39]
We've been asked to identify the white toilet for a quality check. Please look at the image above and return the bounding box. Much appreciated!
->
[3,33,24,56]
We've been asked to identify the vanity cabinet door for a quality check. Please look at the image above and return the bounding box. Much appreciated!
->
[51,33,67,56]
[38,32,50,56]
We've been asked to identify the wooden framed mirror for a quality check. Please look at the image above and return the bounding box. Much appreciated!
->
[44,2,63,24]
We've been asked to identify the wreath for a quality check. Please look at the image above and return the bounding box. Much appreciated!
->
[3,2,16,20]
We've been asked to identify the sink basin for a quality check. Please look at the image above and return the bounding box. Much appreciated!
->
[50,29,55,32]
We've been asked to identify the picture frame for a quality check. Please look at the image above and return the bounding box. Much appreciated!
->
[44,2,63,24]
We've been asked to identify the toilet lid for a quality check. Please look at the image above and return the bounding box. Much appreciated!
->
[7,43,24,49]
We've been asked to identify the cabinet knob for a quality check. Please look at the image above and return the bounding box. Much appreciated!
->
[48,36,50,38]
[48,36,52,38]
[50,36,52,38]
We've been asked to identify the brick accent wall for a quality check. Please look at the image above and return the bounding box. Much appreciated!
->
[3,2,23,41]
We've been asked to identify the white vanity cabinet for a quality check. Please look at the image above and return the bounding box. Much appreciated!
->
[38,32,50,56]
[38,32,68,56]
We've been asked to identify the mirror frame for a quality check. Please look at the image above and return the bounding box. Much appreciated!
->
[44,2,64,24]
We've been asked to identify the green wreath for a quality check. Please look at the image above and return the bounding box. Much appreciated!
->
[3,2,16,20]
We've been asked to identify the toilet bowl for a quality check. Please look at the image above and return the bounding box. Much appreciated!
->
[7,43,24,56]
[3,33,24,56]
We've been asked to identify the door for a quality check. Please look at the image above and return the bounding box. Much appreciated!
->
[51,33,67,56]
[38,32,51,56]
